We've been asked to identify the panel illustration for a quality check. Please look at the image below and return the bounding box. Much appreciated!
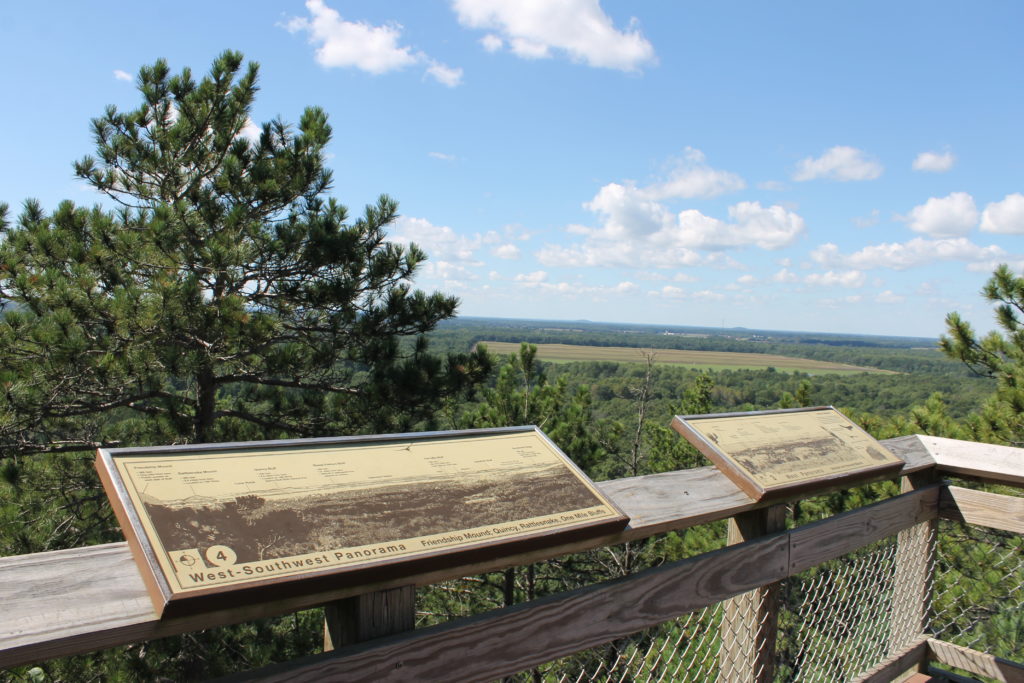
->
[671,407,904,500]
[97,427,628,615]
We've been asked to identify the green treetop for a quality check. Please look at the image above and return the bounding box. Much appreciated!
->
[0,50,489,453]
[941,263,1024,444]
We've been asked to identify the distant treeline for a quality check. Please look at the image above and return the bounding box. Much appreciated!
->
[430,317,962,376]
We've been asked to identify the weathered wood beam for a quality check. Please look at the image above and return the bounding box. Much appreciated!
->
[916,435,1024,488]
[927,638,1024,683]
[851,635,931,683]
[939,485,1024,535]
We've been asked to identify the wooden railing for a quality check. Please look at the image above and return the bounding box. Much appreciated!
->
[2,434,1022,682]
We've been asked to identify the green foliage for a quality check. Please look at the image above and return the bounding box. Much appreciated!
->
[0,51,491,681]
[0,50,489,457]
[462,343,603,472]
[941,263,1024,444]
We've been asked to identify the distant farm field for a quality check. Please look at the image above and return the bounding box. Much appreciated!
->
[479,342,896,375]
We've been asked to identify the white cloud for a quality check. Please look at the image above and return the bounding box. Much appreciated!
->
[451,0,656,72]
[389,216,482,264]
[793,146,883,182]
[643,148,746,199]
[492,244,521,259]
[514,270,548,283]
[719,202,804,250]
[480,34,504,52]
[811,237,1007,271]
[757,180,787,191]
[902,192,978,238]
[804,270,866,288]
[542,189,803,269]
[980,193,1024,234]
[659,285,686,299]
[772,268,799,283]
[737,274,756,284]
[875,290,905,304]
[425,61,464,87]
[692,289,726,301]
[286,0,461,85]
[540,150,796,270]
[237,117,261,143]
[113,69,132,82]
[429,151,456,161]
[912,150,955,173]
[424,260,480,283]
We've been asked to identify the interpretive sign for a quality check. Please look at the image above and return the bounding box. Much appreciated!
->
[96,426,628,617]
[671,406,904,501]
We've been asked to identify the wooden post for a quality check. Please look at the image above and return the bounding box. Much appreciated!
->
[720,504,787,683]
[323,585,416,651]
[890,470,939,674]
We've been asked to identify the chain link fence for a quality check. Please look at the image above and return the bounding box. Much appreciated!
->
[930,518,1024,664]
[490,527,931,682]
[451,504,1023,682]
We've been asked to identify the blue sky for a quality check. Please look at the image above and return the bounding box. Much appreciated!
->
[2,1,1022,338]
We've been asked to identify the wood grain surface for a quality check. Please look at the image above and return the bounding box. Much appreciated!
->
[939,486,1024,534]
[928,638,1024,682]
[919,435,1024,487]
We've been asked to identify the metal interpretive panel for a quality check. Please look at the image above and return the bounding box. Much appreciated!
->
[671,407,903,501]
[96,427,628,617]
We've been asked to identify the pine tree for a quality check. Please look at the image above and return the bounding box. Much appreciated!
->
[941,264,1024,444]
[0,51,489,456]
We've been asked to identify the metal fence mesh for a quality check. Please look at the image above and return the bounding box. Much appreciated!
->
[499,527,934,682]
[930,518,1024,663]
[775,524,934,682]
[491,511,1023,682]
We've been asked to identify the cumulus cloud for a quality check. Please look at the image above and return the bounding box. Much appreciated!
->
[902,192,978,238]
[237,117,261,143]
[537,150,794,270]
[875,290,905,304]
[492,244,521,259]
[811,237,1007,271]
[542,180,804,269]
[451,0,655,72]
[772,268,799,283]
[912,150,955,173]
[980,193,1024,234]
[388,216,483,272]
[804,270,866,288]
[793,146,883,182]
[113,69,132,81]
[643,148,746,199]
[425,61,464,87]
[285,0,461,86]
[514,270,548,283]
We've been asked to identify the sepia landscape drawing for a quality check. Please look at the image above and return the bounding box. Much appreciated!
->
[105,429,625,590]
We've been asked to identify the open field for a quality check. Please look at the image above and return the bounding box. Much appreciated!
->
[479,342,897,375]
